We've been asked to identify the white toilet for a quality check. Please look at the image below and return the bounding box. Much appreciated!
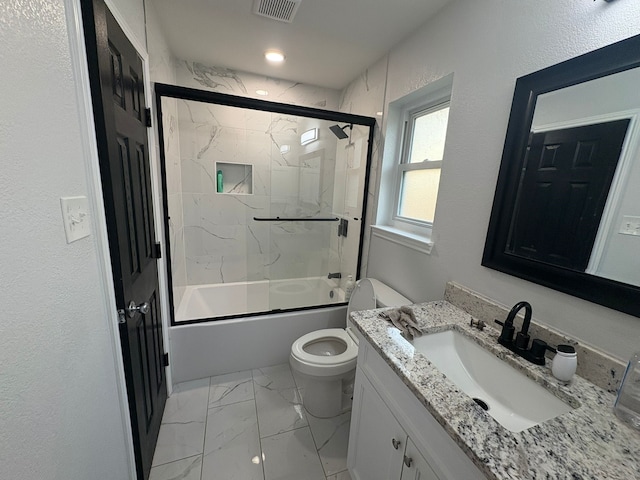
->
[290,278,411,418]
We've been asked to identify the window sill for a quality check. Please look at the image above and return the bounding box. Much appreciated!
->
[370,225,434,255]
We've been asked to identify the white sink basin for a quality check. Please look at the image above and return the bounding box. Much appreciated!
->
[412,330,574,432]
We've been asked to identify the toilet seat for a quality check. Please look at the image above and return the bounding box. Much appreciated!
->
[290,278,410,417]
[290,328,358,377]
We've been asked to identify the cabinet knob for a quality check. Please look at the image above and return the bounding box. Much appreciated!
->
[391,438,401,450]
[404,455,413,468]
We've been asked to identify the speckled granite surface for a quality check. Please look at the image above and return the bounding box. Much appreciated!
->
[350,301,640,480]
[444,282,626,394]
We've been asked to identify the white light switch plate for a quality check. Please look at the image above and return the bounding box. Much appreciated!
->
[619,215,640,236]
[60,196,90,243]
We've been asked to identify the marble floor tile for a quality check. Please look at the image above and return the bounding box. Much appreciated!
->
[307,411,351,476]
[255,382,308,438]
[253,364,297,390]
[149,455,202,480]
[209,369,254,408]
[201,400,263,480]
[261,427,326,480]
[254,364,308,438]
[326,470,352,480]
[152,420,206,467]
[162,377,210,424]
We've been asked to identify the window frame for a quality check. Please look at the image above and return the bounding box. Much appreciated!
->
[391,98,450,233]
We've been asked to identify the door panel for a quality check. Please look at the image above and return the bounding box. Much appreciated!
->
[507,119,630,270]
[81,1,167,479]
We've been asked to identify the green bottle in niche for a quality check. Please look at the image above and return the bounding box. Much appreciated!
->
[216,170,223,193]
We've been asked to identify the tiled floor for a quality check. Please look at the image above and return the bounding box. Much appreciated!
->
[150,363,353,480]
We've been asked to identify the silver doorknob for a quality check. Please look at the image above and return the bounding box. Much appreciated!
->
[391,438,401,450]
[126,300,150,318]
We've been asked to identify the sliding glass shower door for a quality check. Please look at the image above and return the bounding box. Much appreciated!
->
[158,85,374,322]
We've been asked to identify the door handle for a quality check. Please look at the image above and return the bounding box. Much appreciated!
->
[403,455,413,468]
[391,438,401,450]
[126,300,149,318]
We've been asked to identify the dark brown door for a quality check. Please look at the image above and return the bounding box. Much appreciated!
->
[507,119,629,271]
[81,1,167,479]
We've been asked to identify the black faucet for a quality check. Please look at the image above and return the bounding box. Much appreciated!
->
[494,301,548,365]
[328,272,342,279]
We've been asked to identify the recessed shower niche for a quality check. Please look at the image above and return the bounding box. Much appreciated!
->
[156,84,376,324]
[215,162,253,194]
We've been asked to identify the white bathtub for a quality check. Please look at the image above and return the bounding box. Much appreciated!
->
[170,277,348,384]
[170,305,347,384]
[175,277,345,322]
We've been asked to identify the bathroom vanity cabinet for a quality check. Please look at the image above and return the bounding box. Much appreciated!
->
[347,338,486,480]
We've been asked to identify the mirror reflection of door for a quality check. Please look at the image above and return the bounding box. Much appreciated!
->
[507,119,630,271]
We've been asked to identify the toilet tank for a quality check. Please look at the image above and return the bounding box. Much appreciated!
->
[369,278,411,308]
[346,278,411,338]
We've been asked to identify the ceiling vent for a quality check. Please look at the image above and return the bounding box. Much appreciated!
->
[253,0,301,23]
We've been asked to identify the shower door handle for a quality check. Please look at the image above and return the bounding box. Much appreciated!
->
[126,300,150,318]
[253,216,339,222]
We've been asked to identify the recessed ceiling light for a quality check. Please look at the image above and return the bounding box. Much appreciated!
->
[256,89,269,96]
[265,50,285,63]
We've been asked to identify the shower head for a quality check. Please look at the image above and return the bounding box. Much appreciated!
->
[329,124,352,140]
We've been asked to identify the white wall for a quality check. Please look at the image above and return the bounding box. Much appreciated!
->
[0,0,131,478]
[107,0,146,49]
[367,0,640,360]
[147,0,189,309]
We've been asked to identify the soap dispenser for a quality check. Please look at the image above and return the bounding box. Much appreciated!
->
[344,275,355,301]
[614,351,640,430]
[551,345,577,382]
[216,169,224,193]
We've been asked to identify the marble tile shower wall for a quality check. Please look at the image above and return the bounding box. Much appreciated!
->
[147,1,189,308]
[163,97,188,303]
[176,98,342,286]
[337,56,388,279]
[152,55,385,291]
[328,123,371,283]
[174,61,340,111]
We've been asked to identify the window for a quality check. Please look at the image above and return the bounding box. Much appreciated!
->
[395,102,450,226]
[375,75,453,249]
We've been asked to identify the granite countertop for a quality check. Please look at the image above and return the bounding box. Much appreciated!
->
[350,300,640,480]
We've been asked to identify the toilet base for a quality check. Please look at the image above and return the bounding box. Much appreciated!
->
[295,369,355,418]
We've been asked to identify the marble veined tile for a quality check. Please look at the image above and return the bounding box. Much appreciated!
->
[149,455,202,480]
[201,400,263,480]
[253,364,308,438]
[152,419,206,467]
[255,384,308,438]
[253,364,297,390]
[306,411,351,476]
[262,427,326,480]
[162,377,210,425]
[326,470,352,480]
[209,370,254,408]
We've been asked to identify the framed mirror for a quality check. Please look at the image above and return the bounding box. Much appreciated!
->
[483,34,640,318]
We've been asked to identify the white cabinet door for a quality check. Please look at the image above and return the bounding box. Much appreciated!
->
[348,368,406,480]
[400,438,440,480]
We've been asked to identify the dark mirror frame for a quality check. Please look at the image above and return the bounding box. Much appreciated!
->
[483,33,640,318]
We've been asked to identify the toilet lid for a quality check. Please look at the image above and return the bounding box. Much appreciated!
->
[347,278,376,317]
